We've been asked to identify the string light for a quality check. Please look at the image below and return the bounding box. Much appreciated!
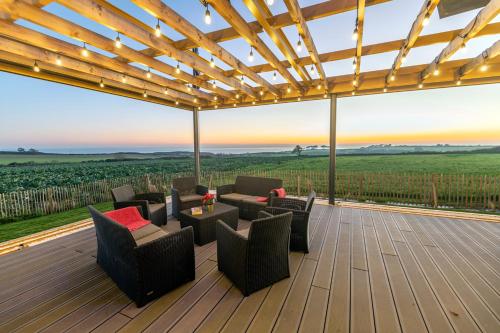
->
[194,97,198,103]
[418,83,423,89]
[296,34,302,52]
[297,96,301,101]
[235,93,240,99]
[233,103,237,107]
[456,79,462,85]
[164,88,168,94]
[352,58,357,70]
[81,42,89,57]
[99,78,105,88]
[175,100,179,105]
[33,61,40,72]
[212,81,216,89]
[259,90,264,96]
[115,32,122,48]
[155,19,161,37]
[266,0,274,5]
[121,75,127,83]
[252,101,256,105]
[210,55,215,68]
[383,87,387,93]
[248,46,254,62]
[317,84,322,90]
[401,54,407,64]
[55,55,62,66]
[240,75,244,85]
[187,85,192,92]
[352,20,359,41]
[422,12,430,26]
[274,98,278,103]
[310,65,315,75]
[352,79,358,86]
[215,104,218,109]
[175,62,181,74]
[204,3,212,25]
[480,64,488,72]
[287,86,291,94]
[214,96,218,101]
[146,67,152,79]
[198,106,202,110]
[323,92,328,98]
[273,71,277,80]
[433,68,440,76]
[460,42,467,52]
[351,91,356,96]
[390,75,395,81]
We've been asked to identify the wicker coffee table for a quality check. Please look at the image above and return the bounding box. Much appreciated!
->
[179,202,239,245]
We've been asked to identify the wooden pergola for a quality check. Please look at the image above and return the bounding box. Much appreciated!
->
[0,0,499,202]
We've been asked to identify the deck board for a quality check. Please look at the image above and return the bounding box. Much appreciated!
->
[0,204,499,332]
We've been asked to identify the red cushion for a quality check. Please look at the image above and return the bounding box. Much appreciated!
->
[104,207,150,231]
[256,196,268,202]
[273,188,287,198]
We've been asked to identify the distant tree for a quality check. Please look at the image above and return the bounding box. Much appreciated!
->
[28,148,39,153]
[292,145,303,157]
[17,147,25,153]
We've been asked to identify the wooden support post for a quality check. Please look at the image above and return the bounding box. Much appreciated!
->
[193,107,200,185]
[329,94,337,205]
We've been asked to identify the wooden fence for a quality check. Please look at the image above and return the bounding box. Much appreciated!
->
[1,170,499,219]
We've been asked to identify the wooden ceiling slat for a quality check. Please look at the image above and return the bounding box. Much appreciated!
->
[386,0,440,85]
[207,0,302,92]
[130,0,280,97]
[421,0,500,80]
[283,0,327,88]
[56,0,256,99]
[243,0,311,83]
[0,0,217,101]
[457,40,500,79]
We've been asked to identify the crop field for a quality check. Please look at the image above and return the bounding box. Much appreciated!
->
[1,153,499,193]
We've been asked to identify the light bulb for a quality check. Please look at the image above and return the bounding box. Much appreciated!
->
[433,68,439,76]
[390,75,395,81]
[210,56,215,68]
[198,106,201,110]
[212,81,216,89]
[175,100,179,105]
[456,80,462,85]
[122,75,127,83]
[146,68,152,79]
[175,62,181,74]
[310,66,315,74]
[259,90,264,96]
[233,103,237,107]
[99,78,105,88]
[480,64,488,72]
[214,96,218,101]
[401,55,407,64]
[204,7,211,25]
[266,0,274,5]
[215,105,218,109]
[418,83,423,89]
[155,19,161,37]
[383,87,387,93]
[194,98,198,103]
[351,91,355,96]
[422,13,430,26]
[240,76,244,85]
[352,27,358,41]
[81,43,89,57]
[143,91,148,98]
[33,61,40,72]
[297,97,301,101]
[287,86,291,93]
[55,55,62,66]
[248,47,254,62]
[115,33,121,48]
[317,84,322,90]
[252,101,256,105]
[273,71,277,80]
[235,94,240,99]
[352,79,357,86]
[296,38,302,52]
[460,43,467,52]
[274,98,278,103]
[164,88,168,94]
[187,85,192,92]
[323,93,327,98]
[352,59,357,69]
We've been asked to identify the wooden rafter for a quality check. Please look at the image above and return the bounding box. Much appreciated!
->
[128,0,392,59]
[130,0,279,97]
[243,0,311,82]
[0,0,217,101]
[421,0,500,80]
[283,0,327,89]
[56,0,257,99]
[386,0,440,85]
[457,40,500,79]
[207,0,303,92]
[353,0,366,89]
[0,21,201,105]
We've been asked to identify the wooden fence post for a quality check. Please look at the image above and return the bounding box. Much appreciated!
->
[431,174,438,208]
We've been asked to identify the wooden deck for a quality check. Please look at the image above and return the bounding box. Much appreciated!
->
[0,204,499,332]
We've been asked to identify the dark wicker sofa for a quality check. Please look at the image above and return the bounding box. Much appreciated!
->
[171,176,208,218]
[216,176,283,220]
[216,211,292,296]
[111,185,167,226]
[88,206,195,307]
[265,191,316,253]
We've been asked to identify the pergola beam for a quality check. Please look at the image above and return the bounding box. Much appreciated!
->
[207,0,303,92]
[283,0,328,88]
[457,40,500,79]
[0,21,199,105]
[386,0,440,85]
[56,0,256,99]
[130,0,279,97]
[243,0,311,83]
[353,0,366,89]
[421,0,500,80]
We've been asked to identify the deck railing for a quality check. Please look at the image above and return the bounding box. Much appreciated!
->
[1,170,499,219]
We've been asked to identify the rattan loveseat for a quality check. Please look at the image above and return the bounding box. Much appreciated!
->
[88,206,195,307]
[216,175,283,220]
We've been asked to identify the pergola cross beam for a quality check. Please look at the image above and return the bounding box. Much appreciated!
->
[353,0,366,89]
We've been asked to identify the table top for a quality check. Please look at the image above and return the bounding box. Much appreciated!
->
[179,202,238,220]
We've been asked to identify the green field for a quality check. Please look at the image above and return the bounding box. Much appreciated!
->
[1,153,500,193]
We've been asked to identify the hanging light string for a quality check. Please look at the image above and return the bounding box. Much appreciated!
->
[203,1,212,25]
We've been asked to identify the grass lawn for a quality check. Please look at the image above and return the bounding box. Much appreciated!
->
[0,202,113,243]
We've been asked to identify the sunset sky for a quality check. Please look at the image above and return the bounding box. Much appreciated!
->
[0,0,499,151]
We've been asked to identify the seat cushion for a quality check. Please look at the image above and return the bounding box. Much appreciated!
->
[242,197,267,207]
[179,194,204,203]
[220,193,255,202]
[131,224,168,246]
[236,228,250,239]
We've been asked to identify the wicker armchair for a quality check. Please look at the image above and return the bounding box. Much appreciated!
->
[171,176,208,218]
[265,191,316,253]
[88,206,195,307]
[111,185,167,226]
[216,211,293,296]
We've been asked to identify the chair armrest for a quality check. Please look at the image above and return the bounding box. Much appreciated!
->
[216,184,235,200]
[265,206,309,218]
[114,200,150,219]
[135,192,165,204]
[257,210,274,219]
[270,197,306,211]
[196,185,209,195]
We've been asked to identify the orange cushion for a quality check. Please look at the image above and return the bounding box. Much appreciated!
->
[105,207,150,231]
[273,188,287,198]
